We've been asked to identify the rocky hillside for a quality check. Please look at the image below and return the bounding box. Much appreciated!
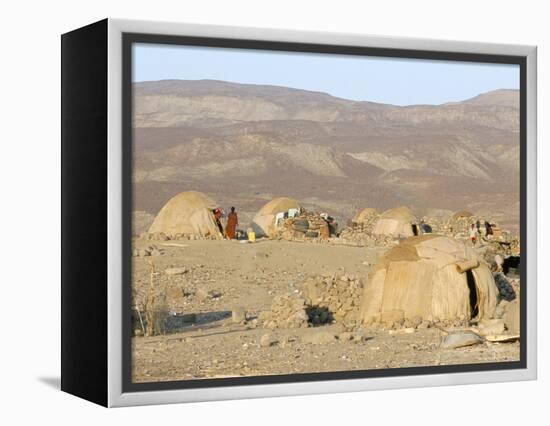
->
[133,80,520,233]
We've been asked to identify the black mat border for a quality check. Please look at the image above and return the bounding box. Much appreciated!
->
[121,32,528,393]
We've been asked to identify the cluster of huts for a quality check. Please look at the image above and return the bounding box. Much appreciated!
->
[141,190,520,334]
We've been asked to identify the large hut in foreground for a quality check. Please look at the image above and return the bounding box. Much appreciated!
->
[148,191,222,239]
[360,235,498,325]
[251,197,301,237]
[373,206,419,238]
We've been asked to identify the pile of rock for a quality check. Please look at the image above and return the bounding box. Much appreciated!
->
[338,224,394,247]
[301,274,364,329]
[258,294,310,329]
[483,236,520,259]
[421,215,448,234]
[259,274,364,330]
[275,209,337,241]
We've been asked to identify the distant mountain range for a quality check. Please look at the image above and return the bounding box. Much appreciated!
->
[132,80,520,233]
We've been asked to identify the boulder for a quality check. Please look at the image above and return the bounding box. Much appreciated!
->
[164,267,189,276]
[195,288,213,301]
[260,333,277,348]
[477,319,505,336]
[440,331,483,349]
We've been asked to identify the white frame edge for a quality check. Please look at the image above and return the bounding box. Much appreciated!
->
[107,18,537,407]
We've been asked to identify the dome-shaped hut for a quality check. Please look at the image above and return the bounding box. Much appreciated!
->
[360,235,498,325]
[148,191,222,239]
[352,207,378,224]
[451,210,474,221]
[251,197,301,237]
[373,206,419,238]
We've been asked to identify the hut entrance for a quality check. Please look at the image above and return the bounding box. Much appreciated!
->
[503,255,520,276]
[466,270,479,319]
[411,224,419,236]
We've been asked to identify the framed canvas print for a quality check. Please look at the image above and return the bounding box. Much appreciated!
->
[61,19,537,407]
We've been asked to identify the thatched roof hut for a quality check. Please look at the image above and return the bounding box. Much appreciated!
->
[251,197,301,237]
[148,191,222,239]
[373,206,419,238]
[360,235,498,325]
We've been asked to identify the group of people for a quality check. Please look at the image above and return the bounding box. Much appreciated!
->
[212,207,239,240]
[469,219,493,246]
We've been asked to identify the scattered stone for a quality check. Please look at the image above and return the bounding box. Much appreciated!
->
[195,288,217,301]
[303,330,337,345]
[138,248,151,257]
[381,310,405,326]
[260,333,277,348]
[164,267,188,275]
[440,331,483,349]
[416,321,431,330]
[150,248,163,257]
[339,332,353,342]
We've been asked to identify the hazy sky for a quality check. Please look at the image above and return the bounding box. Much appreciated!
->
[133,43,519,106]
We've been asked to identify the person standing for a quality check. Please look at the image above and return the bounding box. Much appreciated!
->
[469,223,477,246]
[225,206,238,239]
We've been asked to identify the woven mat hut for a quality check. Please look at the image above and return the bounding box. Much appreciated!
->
[251,197,301,237]
[148,191,222,239]
[373,206,419,238]
[361,235,498,325]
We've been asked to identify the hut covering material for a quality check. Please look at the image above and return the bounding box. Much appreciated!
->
[361,235,498,325]
[373,206,419,238]
[148,191,222,239]
[251,197,301,237]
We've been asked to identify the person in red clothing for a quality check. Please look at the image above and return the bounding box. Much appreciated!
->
[225,206,238,239]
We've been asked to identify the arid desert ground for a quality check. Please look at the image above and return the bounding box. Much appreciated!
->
[131,237,519,383]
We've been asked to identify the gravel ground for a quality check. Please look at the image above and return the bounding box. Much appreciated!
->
[131,239,520,383]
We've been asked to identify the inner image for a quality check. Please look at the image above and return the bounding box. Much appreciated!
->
[130,43,521,383]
